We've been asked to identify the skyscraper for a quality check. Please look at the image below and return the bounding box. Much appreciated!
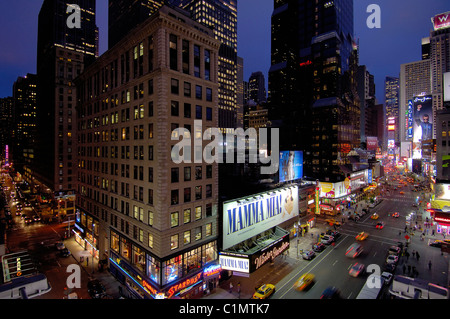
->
[12,74,37,181]
[385,76,400,152]
[76,5,221,299]
[108,0,238,131]
[34,0,98,194]
[269,0,359,181]
[248,71,267,104]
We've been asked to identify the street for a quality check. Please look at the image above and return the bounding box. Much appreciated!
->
[272,177,449,299]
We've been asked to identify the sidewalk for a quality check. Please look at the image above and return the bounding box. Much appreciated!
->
[63,237,128,299]
[204,216,327,300]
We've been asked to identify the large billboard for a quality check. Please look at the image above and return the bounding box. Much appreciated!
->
[444,72,450,102]
[279,151,303,183]
[366,137,378,151]
[435,183,450,201]
[222,186,298,250]
[407,100,414,139]
[413,95,433,159]
[432,12,450,31]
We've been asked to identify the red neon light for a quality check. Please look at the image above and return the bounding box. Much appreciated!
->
[167,273,202,299]
[299,60,312,67]
[435,217,450,224]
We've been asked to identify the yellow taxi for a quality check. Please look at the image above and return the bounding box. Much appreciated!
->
[355,232,369,241]
[293,273,315,291]
[370,213,379,220]
[324,219,341,227]
[399,191,405,195]
[252,284,276,299]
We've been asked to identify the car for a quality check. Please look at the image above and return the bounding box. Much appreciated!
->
[324,219,341,227]
[400,191,405,195]
[320,287,341,299]
[388,246,401,256]
[345,243,363,258]
[326,230,341,239]
[321,235,334,245]
[32,214,41,222]
[293,273,315,291]
[55,241,65,250]
[59,248,71,257]
[252,284,275,299]
[312,242,326,252]
[429,239,445,248]
[349,263,365,277]
[386,255,399,264]
[302,250,316,260]
[24,216,32,224]
[356,232,369,241]
[370,213,379,220]
[375,222,384,229]
[391,212,400,218]
[383,263,397,273]
[87,280,106,299]
[381,272,393,285]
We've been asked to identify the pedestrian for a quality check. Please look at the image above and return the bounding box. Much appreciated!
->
[229,282,233,293]
[428,260,432,270]
[412,250,416,259]
[405,251,410,262]
[416,251,420,261]
[407,265,411,275]
[403,264,406,274]
[432,229,435,236]
[404,226,408,233]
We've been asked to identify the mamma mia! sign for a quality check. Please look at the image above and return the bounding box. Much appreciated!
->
[222,186,298,250]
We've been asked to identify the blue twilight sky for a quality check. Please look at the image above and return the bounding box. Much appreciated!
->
[0,0,449,103]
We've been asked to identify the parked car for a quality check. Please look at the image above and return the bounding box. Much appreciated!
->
[32,214,41,222]
[371,213,379,220]
[55,241,65,250]
[312,242,326,252]
[388,246,401,256]
[59,248,71,257]
[321,235,334,245]
[24,216,32,224]
[302,250,316,261]
[87,280,106,299]
[381,272,393,285]
[326,230,341,239]
[386,255,399,264]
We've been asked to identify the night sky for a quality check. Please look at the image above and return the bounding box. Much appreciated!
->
[0,0,449,103]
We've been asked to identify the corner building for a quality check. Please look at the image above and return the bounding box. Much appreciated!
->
[75,6,221,299]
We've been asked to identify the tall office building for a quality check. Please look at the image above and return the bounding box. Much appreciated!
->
[269,0,359,181]
[12,74,38,180]
[35,0,98,194]
[248,71,267,104]
[385,76,400,153]
[76,6,221,299]
[430,12,450,128]
[109,0,238,131]
[399,60,431,145]
[357,65,376,144]
[0,97,14,155]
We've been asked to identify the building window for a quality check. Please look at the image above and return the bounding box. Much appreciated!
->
[206,107,212,121]
[184,82,191,97]
[184,187,191,203]
[195,186,202,200]
[184,103,191,118]
[171,190,179,205]
[205,223,212,237]
[171,168,179,183]
[182,40,190,74]
[204,49,211,80]
[169,34,178,71]
[171,100,179,116]
[196,105,202,119]
[170,234,179,251]
[184,231,191,245]
[171,212,179,228]
[195,206,202,220]
[194,45,200,78]
[148,210,154,226]
[195,85,202,99]
[171,78,179,95]
[184,167,191,181]
[184,209,191,224]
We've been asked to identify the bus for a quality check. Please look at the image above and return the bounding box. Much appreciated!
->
[356,275,384,299]
[389,275,449,299]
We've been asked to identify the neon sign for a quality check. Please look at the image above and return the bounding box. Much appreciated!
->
[203,264,221,277]
[167,273,202,299]
[433,12,450,31]
[299,60,312,67]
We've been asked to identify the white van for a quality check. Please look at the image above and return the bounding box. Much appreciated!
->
[345,243,363,258]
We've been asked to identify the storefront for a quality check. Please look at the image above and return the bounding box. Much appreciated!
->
[434,212,450,235]
[219,229,290,274]
[109,229,219,299]
[73,208,99,260]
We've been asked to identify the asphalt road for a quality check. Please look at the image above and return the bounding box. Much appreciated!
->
[273,181,435,299]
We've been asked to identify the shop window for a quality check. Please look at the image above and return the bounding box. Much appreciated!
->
[120,237,131,260]
[146,254,160,285]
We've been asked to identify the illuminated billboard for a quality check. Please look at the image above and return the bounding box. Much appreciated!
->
[435,183,450,201]
[279,151,303,182]
[222,186,298,250]
[445,72,450,102]
[413,95,433,159]
[432,12,450,31]
[366,136,378,151]
[407,100,413,139]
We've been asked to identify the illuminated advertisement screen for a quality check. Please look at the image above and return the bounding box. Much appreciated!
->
[435,183,450,200]
[222,186,298,250]
[279,151,303,183]
[367,137,378,151]
[433,12,450,31]
[445,72,450,102]
[407,100,413,139]
[413,95,432,159]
